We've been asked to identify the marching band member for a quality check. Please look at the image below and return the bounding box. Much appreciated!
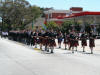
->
[89,32,96,54]
[69,31,76,53]
[38,30,43,50]
[49,29,56,53]
[81,32,87,52]
[44,30,50,52]
[57,31,63,48]
[30,31,35,46]
[64,32,69,50]
[74,32,79,51]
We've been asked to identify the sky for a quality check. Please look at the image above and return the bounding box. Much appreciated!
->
[26,0,100,11]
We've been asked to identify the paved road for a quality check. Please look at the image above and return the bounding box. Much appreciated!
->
[0,38,100,75]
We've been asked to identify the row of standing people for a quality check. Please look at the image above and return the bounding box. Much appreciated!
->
[8,30,57,53]
[5,30,96,54]
[58,31,96,54]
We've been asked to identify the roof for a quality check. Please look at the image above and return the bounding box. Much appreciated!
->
[44,10,70,14]
[64,11,100,18]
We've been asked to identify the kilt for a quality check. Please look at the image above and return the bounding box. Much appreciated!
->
[89,39,95,47]
[81,39,87,46]
[36,37,40,44]
[49,38,56,47]
[39,37,44,44]
[33,36,37,44]
[67,38,71,45]
[70,39,75,47]
[43,37,49,46]
[37,37,42,44]
[74,40,79,47]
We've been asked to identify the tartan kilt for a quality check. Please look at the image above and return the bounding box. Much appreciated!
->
[37,37,43,44]
[70,39,75,47]
[49,38,56,47]
[67,39,71,45]
[81,40,87,46]
[36,38,40,44]
[33,37,37,44]
[39,37,44,44]
[89,39,95,47]
[43,37,49,46]
[74,40,79,47]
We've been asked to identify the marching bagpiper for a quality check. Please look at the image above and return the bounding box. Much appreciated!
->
[38,30,43,50]
[80,32,87,52]
[48,29,56,53]
[43,30,50,52]
[89,32,96,54]
[74,32,79,51]
[69,31,76,53]
[33,31,38,48]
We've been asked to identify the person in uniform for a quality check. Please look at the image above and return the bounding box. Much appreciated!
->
[69,32,76,53]
[89,32,96,54]
[33,31,38,48]
[26,30,31,45]
[63,32,69,50]
[81,32,87,52]
[38,30,43,50]
[74,32,79,51]
[57,31,63,48]
[66,34,71,50]
[30,31,35,46]
[43,30,50,52]
[49,29,56,53]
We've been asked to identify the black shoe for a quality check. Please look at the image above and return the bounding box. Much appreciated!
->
[47,50,49,52]
[91,52,93,54]
[72,51,74,53]
[51,51,54,53]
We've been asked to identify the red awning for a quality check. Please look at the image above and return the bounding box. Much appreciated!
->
[57,16,65,19]
[64,11,100,18]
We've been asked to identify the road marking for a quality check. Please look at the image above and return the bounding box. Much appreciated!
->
[34,48,41,51]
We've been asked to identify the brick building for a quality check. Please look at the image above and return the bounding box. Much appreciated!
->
[44,7,83,25]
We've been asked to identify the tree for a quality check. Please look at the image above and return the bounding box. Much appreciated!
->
[97,25,100,35]
[61,21,74,33]
[0,0,42,30]
[85,22,91,33]
[74,22,81,32]
[46,21,58,30]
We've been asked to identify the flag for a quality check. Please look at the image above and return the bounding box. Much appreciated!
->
[42,21,47,30]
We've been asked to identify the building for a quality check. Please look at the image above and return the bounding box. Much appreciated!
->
[64,11,100,33]
[44,7,83,25]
